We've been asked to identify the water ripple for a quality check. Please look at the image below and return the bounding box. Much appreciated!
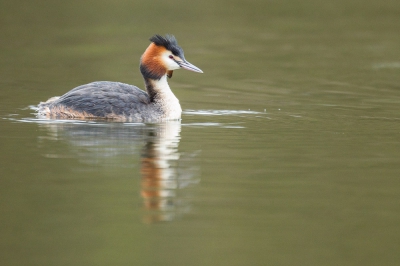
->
[183,109,263,116]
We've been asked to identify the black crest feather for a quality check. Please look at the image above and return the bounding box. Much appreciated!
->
[149,34,184,58]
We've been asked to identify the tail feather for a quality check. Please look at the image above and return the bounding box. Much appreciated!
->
[37,96,60,118]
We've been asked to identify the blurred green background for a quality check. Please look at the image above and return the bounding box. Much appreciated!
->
[1,0,400,265]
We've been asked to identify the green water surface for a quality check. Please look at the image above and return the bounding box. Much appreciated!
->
[1,0,400,265]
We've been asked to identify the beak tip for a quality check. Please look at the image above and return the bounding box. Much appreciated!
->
[179,60,203,74]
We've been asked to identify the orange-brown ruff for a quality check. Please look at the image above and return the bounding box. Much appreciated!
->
[37,34,203,122]
[141,44,169,79]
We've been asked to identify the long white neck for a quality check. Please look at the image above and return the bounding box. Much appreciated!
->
[144,75,182,120]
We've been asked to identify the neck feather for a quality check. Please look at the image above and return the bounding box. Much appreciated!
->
[143,75,182,119]
[143,75,174,102]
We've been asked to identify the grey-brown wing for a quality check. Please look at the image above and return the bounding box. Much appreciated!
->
[53,81,151,117]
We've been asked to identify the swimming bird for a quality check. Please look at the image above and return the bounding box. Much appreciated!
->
[38,34,203,122]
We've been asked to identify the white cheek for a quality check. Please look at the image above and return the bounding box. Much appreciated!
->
[161,53,180,70]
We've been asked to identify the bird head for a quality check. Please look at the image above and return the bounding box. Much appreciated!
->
[140,34,203,80]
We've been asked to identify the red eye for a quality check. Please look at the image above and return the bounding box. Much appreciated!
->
[169,55,174,59]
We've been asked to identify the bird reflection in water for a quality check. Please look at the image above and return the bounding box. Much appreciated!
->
[139,122,199,223]
[36,120,199,223]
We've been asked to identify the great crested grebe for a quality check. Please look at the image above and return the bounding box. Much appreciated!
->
[37,34,203,122]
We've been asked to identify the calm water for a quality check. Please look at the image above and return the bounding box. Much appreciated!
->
[1,0,400,265]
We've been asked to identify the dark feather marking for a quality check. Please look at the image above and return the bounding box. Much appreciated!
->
[149,34,185,59]
[140,63,163,80]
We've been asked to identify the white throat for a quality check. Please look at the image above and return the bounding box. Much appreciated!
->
[150,75,182,120]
